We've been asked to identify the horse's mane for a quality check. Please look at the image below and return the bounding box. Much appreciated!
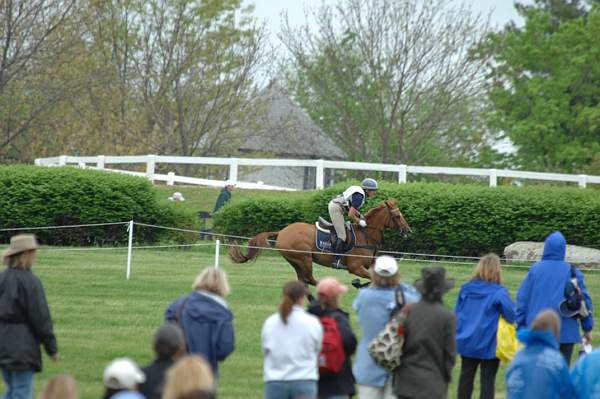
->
[365,199,398,218]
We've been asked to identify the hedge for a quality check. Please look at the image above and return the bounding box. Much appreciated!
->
[213,182,600,256]
[0,166,197,246]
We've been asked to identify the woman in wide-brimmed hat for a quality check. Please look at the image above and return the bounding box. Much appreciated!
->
[393,266,456,399]
[0,234,59,399]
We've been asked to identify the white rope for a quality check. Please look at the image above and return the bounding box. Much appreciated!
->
[0,221,129,231]
[42,242,218,252]
[134,222,254,241]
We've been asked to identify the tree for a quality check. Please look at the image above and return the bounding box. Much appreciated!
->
[481,4,600,173]
[0,0,77,160]
[279,0,493,165]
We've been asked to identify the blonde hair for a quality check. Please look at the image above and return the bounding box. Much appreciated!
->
[39,374,78,399]
[370,268,400,288]
[472,253,502,284]
[192,267,230,297]
[162,355,214,399]
[4,249,36,269]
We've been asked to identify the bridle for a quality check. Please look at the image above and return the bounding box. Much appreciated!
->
[354,204,409,253]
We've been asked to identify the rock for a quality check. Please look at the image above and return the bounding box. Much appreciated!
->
[504,242,600,269]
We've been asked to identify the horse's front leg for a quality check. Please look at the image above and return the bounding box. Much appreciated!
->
[346,256,372,279]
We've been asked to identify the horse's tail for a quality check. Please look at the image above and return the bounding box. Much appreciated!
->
[229,231,279,263]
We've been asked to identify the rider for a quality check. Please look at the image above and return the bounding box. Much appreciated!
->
[328,178,378,267]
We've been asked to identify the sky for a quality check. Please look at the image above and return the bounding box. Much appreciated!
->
[245,0,535,49]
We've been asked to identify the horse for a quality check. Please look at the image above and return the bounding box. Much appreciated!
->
[229,199,412,286]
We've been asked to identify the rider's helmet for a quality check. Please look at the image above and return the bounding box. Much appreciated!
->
[361,178,378,191]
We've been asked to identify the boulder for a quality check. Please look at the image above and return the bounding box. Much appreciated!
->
[504,242,600,269]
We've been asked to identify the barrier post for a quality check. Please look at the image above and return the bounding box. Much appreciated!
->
[229,158,239,183]
[398,164,407,184]
[214,239,220,268]
[126,221,134,280]
[578,175,588,188]
[97,155,105,170]
[316,160,325,189]
[489,169,497,187]
[146,154,156,182]
[167,172,175,186]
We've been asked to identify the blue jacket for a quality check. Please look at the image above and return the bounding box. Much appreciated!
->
[571,349,600,399]
[516,231,593,343]
[506,329,576,399]
[165,290,234,376]
[352,283,420,387]
[455,280,515,359]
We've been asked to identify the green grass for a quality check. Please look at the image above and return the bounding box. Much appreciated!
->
[1,246,598,399]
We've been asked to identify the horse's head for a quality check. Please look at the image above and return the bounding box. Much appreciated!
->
[364,199,412,237]
[384,199,412,238]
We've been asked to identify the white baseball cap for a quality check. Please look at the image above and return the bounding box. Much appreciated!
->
[374,256,398,277]
[103,358,145,390]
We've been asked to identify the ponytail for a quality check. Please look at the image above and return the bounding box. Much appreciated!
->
[278,281,307,325]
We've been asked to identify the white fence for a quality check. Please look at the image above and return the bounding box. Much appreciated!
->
[35,154,600,189]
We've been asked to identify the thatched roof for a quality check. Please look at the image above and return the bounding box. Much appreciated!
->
[239,82,346,159]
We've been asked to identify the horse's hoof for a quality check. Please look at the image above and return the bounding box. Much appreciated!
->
[351,279,362,289]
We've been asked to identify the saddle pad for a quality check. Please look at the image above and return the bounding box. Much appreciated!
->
[315,224,356,252]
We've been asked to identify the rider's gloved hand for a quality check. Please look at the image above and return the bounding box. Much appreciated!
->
[359,219,367,227]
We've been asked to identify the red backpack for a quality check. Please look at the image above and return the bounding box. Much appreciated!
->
[318,315,346,374]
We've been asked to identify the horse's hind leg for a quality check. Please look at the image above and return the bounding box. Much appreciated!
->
[283,253,318,286]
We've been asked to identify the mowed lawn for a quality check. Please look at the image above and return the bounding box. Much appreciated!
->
[1,246,599,399]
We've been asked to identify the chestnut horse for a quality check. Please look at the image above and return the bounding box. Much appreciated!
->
[229,200,412,285]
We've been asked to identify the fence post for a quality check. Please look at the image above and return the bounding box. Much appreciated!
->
[78,162,86,168]
[126,221,134,280]
[34,159,41,166]
[316,159,325,189]
[167,172,175,186]
[146,154,156,182]
[97,155,105,170]
[398,164,407,184]
[489,169,497,187]
[214,239,220,268]
[578,175,588,188]
[229,158,238,183]
[58,155,67,166]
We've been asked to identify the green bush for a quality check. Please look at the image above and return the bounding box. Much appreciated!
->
[0,166,197,246]
[213,181,600,256]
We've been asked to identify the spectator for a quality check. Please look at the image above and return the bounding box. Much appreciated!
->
[102,357,146,399]
[571,346,600,398]
[261,280,323,399]
[352,255,420,399]
[162,355,215,399]
[39,374,78,399]
[139,324,186,399]
[393,266,456,399]
[0,234,59,399]
[506,309,575,399]
[307,277,357,399]
[168,192,185,202]
[455,253,516,399]
[213,182,235,213]
[516,231,593,365]
[165,267,234,377]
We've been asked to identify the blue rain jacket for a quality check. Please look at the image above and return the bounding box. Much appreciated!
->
[455,280,516,359]
[571,349,600,399]
[165,291,234,376]
[506,329,575,399]
[516,231,593,343]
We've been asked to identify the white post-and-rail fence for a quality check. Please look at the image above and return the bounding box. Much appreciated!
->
[35,154,600,189]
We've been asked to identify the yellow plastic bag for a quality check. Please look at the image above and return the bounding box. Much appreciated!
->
[496,316,519,362]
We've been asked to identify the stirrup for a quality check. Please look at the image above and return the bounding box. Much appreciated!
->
[332,258,346,270]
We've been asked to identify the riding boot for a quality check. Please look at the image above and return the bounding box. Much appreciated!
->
[331,238,346,269]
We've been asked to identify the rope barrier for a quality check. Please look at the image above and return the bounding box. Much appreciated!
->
[2,220,598,272]
[0,221,129,232]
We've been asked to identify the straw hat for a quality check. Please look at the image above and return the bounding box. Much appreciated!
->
[2,234,38,258]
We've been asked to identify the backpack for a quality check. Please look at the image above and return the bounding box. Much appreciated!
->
[317,314,346,374]
[367,284,409,371]
[563,265,582,312]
